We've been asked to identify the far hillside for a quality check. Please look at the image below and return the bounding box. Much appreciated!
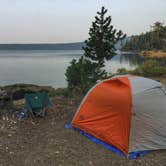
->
[0,42,84,50]
[123,22,166,57]
[0,41,123,51]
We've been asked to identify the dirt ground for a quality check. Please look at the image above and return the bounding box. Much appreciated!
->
[0,93,166,166]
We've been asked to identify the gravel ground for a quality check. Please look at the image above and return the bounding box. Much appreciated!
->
[0,95,166,166]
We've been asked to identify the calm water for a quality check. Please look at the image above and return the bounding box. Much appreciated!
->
[0,50,143,88]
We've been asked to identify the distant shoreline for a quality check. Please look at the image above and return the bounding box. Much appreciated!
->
[0,42,84,50]
[122,50,166,58]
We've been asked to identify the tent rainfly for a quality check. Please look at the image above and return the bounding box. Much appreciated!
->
[68,75,166,159]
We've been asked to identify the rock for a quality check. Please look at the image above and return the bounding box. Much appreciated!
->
[89,161,93,165]
[0,89,10,100]
[0,89,12,110]
[0,89,7,95]
[3,84,55,98]
[55,151,60,154]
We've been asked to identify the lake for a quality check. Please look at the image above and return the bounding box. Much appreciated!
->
[0,50,143,88]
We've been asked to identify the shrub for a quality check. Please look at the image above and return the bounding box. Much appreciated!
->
[116,68,128,75]
[139,60,166,76]
[65,56,107,94]
[49,88,70,97]
[128,59,166,76]
[114,59,166,77]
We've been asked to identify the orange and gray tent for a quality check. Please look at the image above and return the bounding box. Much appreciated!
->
[67,75,166,159]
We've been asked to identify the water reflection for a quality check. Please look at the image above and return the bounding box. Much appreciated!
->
[119,53,144,66]
[106,53,144,73]
[0,50,144,87]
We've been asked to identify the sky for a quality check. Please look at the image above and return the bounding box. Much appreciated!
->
[0,0,165,43]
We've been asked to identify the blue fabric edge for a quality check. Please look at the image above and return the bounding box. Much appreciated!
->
[65,123,151,159]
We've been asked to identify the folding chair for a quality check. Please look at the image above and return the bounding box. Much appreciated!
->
[24,92,51,117]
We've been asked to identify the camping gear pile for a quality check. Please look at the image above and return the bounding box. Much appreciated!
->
[68,75,166,159]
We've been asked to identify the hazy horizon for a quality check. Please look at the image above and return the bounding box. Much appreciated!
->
[0,42,84,44]
[0,0,165,44]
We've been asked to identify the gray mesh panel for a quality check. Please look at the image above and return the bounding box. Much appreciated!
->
[129,87,166,152]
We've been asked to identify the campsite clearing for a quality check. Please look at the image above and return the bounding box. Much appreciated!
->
[0,96,166,165]
[0,77,166,166]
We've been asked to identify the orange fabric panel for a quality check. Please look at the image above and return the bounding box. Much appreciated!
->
[72,77,132,154]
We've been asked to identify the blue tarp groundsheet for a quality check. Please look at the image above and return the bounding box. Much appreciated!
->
[65,123,150,159]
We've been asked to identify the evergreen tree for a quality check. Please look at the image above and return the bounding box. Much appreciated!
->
[83,6,126,67]
[123,21,166,51]
[66,6,126,94]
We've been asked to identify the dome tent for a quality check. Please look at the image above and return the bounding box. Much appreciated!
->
[68,75,166,159]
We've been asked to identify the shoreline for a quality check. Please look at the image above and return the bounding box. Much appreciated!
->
[1,75,166,94]
[139,50,166,58]
[121,50,166,58]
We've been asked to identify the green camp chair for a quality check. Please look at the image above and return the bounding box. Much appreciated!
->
[24,92,51,117]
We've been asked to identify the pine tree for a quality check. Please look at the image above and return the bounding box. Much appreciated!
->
[122,21,166,51]
[83,6,126,67]
[66,6,126,94]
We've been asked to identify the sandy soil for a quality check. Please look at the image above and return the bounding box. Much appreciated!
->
[139,51,166,58]
[0,94,166,166]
